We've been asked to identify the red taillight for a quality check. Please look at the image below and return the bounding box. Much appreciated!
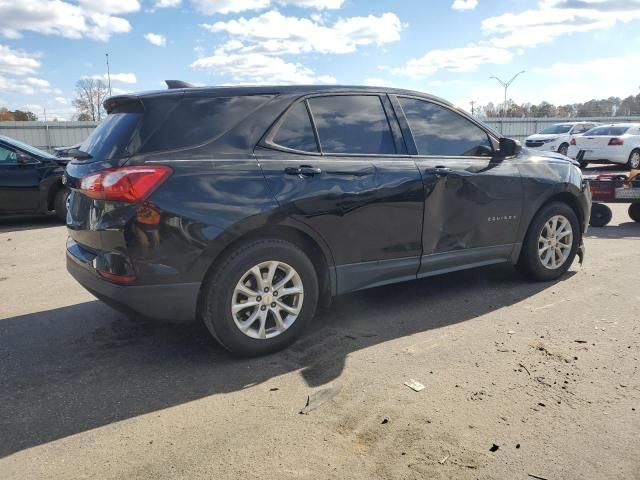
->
[570,138,576,145]
[97,270,137,284]
[80,166,172,202]
[608,138,624,146]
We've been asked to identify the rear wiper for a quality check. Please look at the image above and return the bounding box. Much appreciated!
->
[66,148,93,160]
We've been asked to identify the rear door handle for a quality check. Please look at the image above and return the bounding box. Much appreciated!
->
[427,166,452,176]
[285,165,322,177]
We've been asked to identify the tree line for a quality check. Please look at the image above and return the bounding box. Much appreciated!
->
[477,94,640,118]
[0,108,38,121]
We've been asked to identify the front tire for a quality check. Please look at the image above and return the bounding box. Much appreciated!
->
[628,149,640,170]
[517,202,580,281]
[54,187,70,222]
[200,238,319,356]
[558,143,569,156]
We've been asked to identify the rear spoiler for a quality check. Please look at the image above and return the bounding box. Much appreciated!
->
[165,80,195,89]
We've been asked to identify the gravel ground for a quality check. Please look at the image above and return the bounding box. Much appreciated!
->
[0,203,639,480]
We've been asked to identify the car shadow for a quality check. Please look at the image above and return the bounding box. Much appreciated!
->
[0,214,63,233]
[0,264,571,458]
[586,221,640,239]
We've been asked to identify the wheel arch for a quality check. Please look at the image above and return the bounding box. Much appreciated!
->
[513,191,586,263]
[195,223,336,319]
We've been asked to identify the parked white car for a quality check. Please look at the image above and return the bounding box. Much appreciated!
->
[525,122,598,156]
[567,123,640,169]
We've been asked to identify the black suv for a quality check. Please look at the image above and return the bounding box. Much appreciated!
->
[0,135,69,220]
[65,85,590,356]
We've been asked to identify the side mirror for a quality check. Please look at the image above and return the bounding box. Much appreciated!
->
[16,152,35,165]
[497,137,522,158]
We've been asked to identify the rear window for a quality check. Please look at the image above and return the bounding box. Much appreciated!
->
[272,102,318,152]
[79,109,141,160]
[80,94,271,159]
[584,126,631,136]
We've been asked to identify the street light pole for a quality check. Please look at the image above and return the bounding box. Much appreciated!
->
[489,70,525,118]
[105,53,112,96]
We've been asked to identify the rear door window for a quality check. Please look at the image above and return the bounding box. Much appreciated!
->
[307,95,396,155]
[272,102,318,152]
[398,97,493,157]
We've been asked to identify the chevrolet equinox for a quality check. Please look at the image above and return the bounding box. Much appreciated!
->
[64,84,591,356]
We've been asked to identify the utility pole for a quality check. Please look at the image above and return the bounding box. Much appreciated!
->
[470,100,476,116]
[105,53,112,96]
[489,70,525,118]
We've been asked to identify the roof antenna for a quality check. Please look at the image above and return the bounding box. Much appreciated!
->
[165,80,195,89]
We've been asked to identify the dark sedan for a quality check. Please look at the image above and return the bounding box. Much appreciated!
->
[0,135,70,221]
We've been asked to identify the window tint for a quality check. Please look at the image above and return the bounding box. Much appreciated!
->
[585,126,631,136]
[308,95,396,154]
[80,110,142,160]
[540,125,572,134]
[139,95,271,153]
[0,145,17,163]
[273,102,318,152]
[398,97,493,156]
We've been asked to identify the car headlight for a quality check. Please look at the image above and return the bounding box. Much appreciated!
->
[543,138,557,143]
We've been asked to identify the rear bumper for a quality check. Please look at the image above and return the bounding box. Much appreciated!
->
[66,243,200,322]
[568,146,628,164]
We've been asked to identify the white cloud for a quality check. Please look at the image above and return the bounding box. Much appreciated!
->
[145,32,166,46]
[77,0,140,14]
[0,75,54,95]
[394,45,513,78]
[191,0,343,15]
[482,0,640,48]
[0,0,136,41]
[83,72,137,84]
[154,0,181,6]
[0,44,40,75]
[202,10,402,55]
[53,96,69,104]
[191,52,336,84]
[452,0,478,10]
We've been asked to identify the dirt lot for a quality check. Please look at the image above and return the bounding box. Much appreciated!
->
[1,203,639,480]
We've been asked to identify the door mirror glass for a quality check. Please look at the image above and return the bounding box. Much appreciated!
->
[16,152,35,165]
[498,137,521,157]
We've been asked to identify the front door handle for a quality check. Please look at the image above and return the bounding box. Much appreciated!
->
[285,165,322,177]
[427,166,452,176]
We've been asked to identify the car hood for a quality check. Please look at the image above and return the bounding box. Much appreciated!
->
[526,134,562,141]
[525,148,579,166]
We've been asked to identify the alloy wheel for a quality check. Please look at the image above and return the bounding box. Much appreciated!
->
[231,261,304,339]
[538,215,573,270]
[630,151,640,169]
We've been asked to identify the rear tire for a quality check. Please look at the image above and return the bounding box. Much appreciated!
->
[629,203,640,222]
[589,203,612,227]
[517,202,580,282]
[628,149,640,170]
[200,238,319,356]
[54,187,69,222]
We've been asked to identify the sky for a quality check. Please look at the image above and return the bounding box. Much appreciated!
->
[1,0,640,120]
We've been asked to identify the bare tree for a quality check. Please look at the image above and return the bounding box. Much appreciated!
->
[72,78,109,121]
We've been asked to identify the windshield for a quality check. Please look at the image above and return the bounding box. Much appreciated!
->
[583,126,631,136]
[1,136,56,159]
[540,125,572,134]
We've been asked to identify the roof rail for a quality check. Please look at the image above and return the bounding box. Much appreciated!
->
[165,80,196,89]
